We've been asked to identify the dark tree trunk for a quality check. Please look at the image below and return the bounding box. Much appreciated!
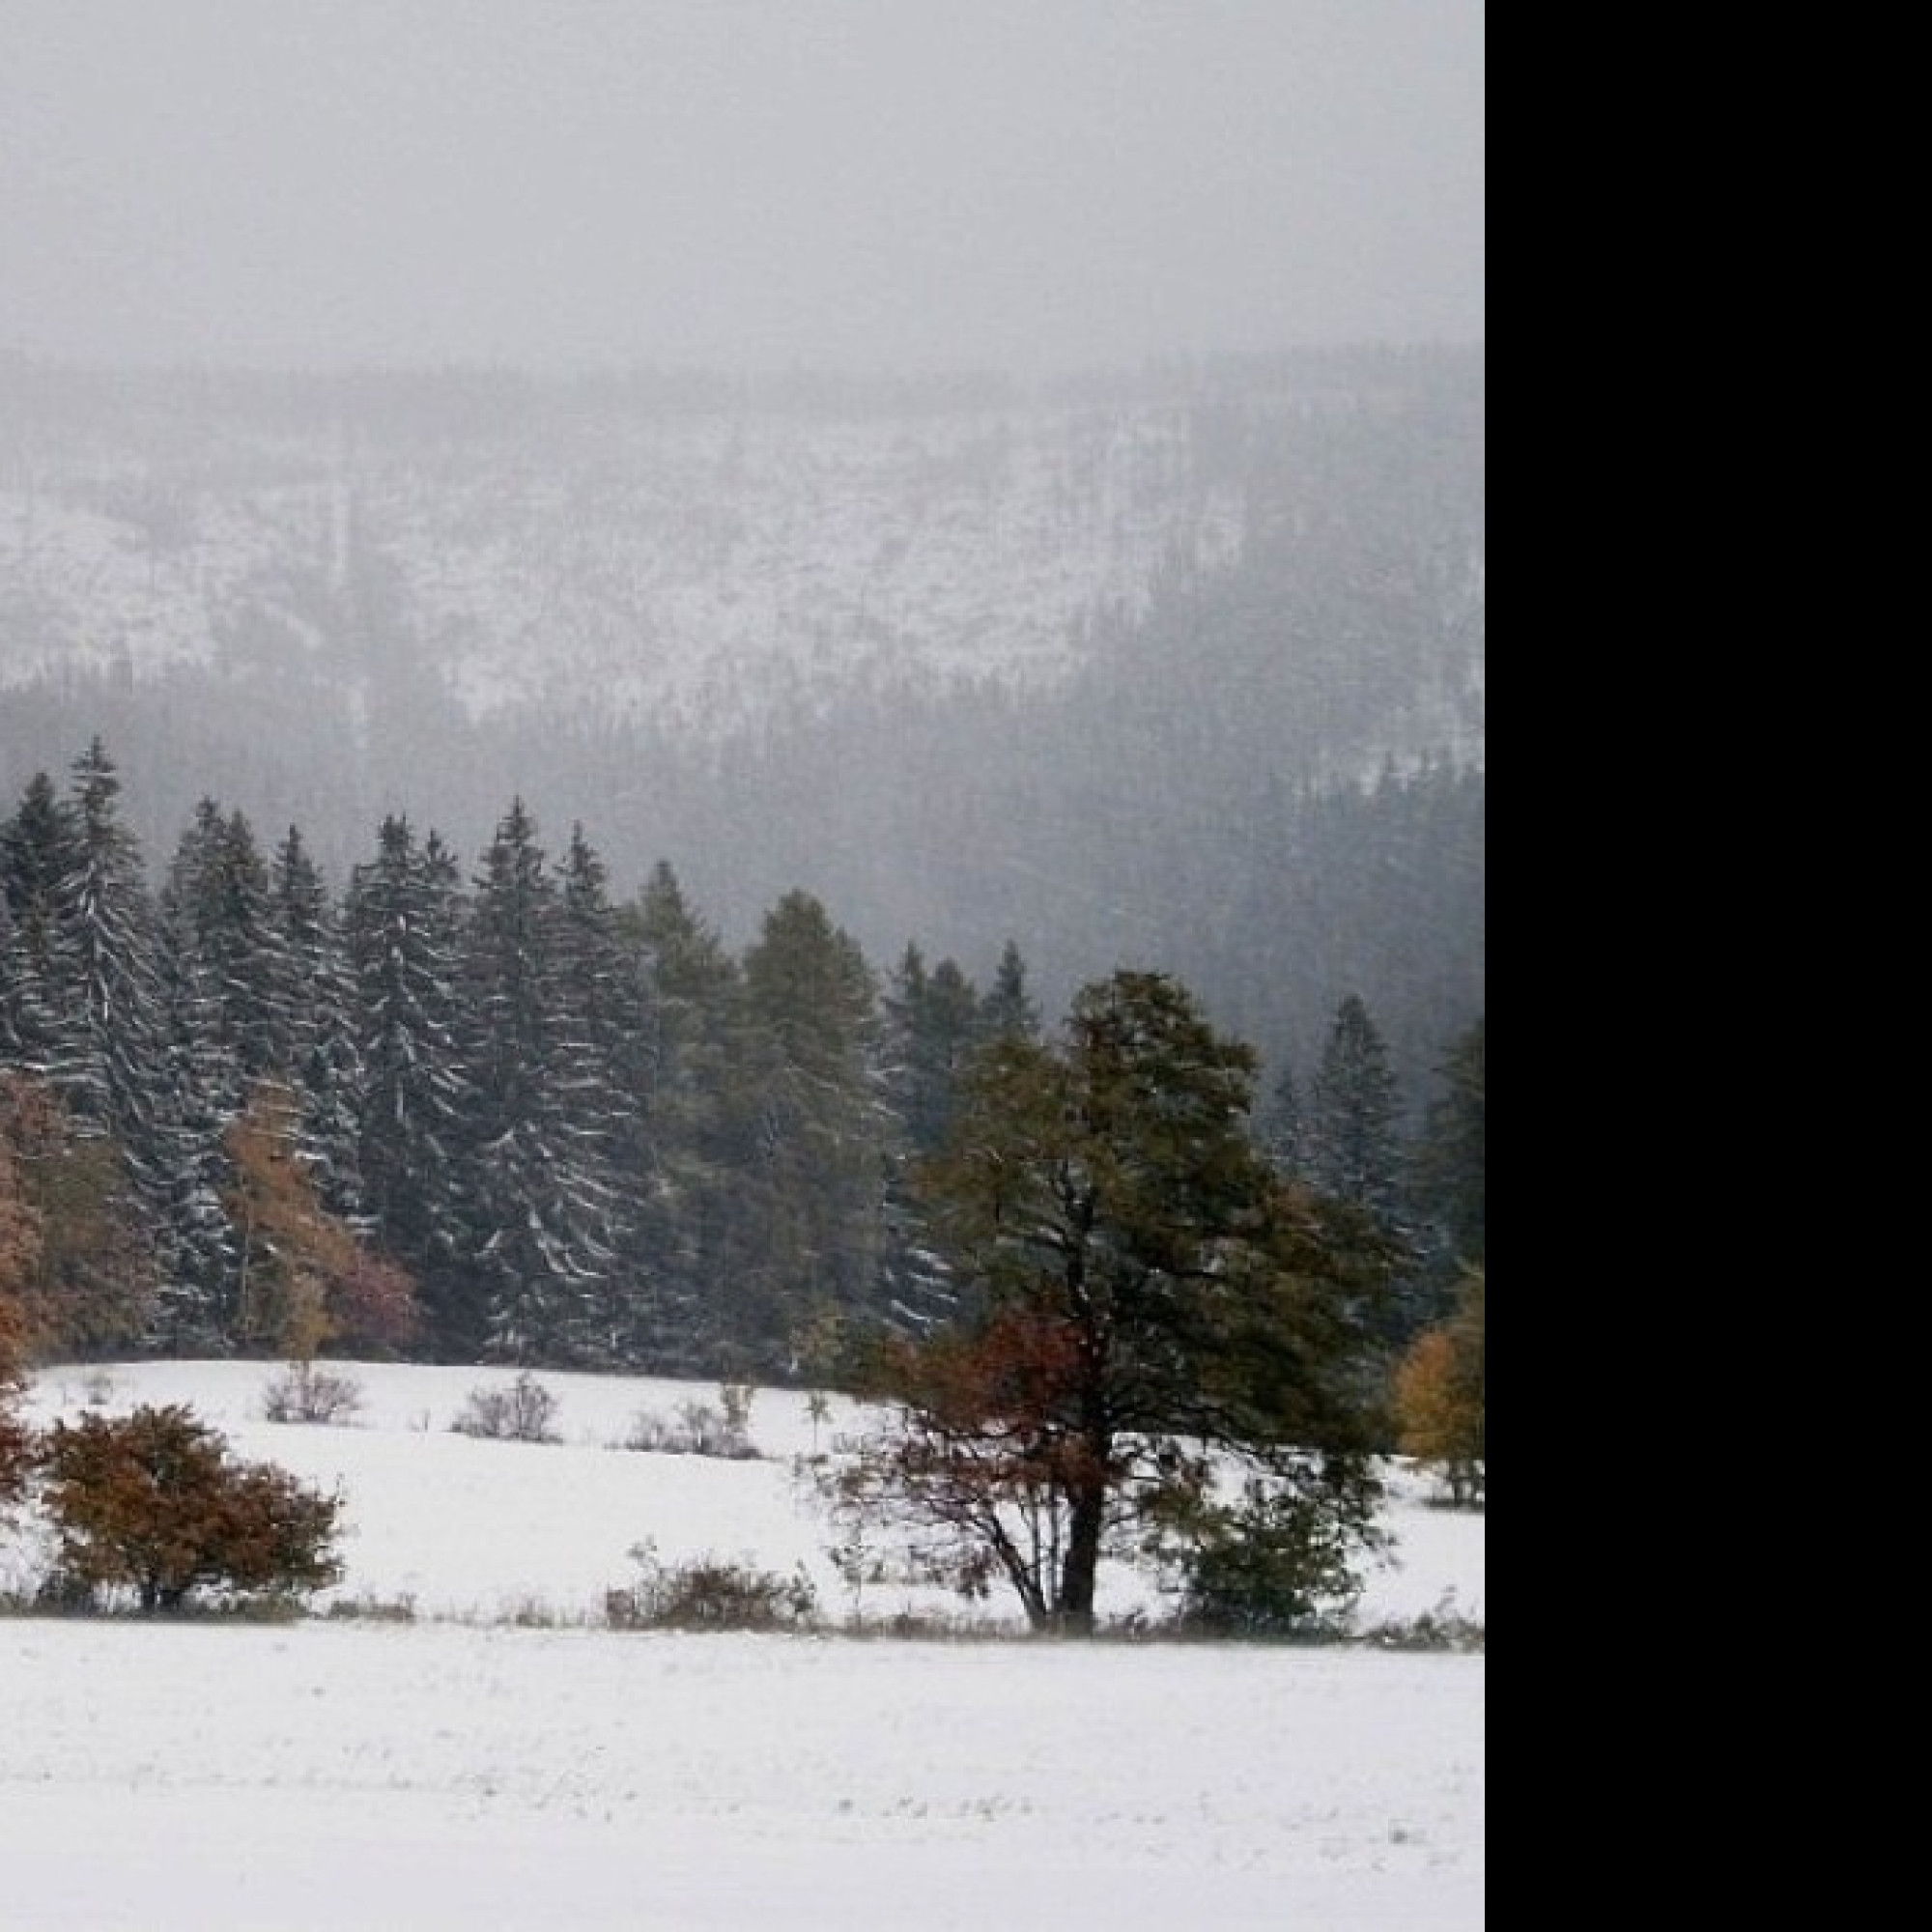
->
[1057,1481,1106,1636]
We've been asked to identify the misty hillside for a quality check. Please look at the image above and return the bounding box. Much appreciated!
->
[0,346,1483,1095]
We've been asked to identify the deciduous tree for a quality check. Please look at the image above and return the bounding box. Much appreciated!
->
[836,970,1390,1634]
[225,1081,418,1359]
[0,1072,153,1357]
[0,1231,37,1518]
[1394,1262,1486,1506]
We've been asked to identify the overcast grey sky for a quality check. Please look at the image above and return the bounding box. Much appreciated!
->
[0,0,1485,376]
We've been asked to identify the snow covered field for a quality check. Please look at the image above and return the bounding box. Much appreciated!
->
[2,1361,1485,1930]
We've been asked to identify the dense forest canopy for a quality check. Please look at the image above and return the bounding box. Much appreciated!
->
[2,743,1483,1394]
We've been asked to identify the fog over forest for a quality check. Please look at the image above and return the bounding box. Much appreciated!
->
[1,2,1486,1096]
[0,348,1482,1100]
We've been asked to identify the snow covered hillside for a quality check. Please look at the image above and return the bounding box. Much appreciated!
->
[0,375,1244,737]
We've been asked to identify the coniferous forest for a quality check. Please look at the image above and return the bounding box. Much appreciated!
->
[1,351,1483,1396]
[0,738,1483,1386]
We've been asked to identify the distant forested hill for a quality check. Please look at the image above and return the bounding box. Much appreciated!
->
[0,347,1483,1097]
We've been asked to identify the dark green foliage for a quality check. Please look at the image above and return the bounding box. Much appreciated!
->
[980,940,1039,1046]
[1412,1014,1486,1271]
[2,738,1481,1387]
[841,970,1391,1635]
[1305,993,1425,1347]
[1307,995,1407,1227]
[39,1403,345,1614]
[347,816,471,1350]
[46,742,171,1163]
[459,800,623,1365]
[620,862,742,1374]
[270,825,365,1220]
[0,774,65,1068]
[722,891,886,1373]
[1151,1475,1385,1639]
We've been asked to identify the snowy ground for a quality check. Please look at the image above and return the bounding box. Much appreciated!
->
[2,1360,1485,1930]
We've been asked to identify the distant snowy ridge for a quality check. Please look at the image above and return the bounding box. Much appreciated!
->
[1,388,1246,739]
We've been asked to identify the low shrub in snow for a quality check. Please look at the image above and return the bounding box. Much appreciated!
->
[607,1540,818,1634]
[450,1371,561,1444]
[619,1383,760,1461]
[262,1360,365,1427]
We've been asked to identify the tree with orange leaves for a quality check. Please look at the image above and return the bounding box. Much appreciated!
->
[0,1290,34,1520]
[1394,1263,1486,1507]
[225,1081,417,1359]
[0,1072,154,1359]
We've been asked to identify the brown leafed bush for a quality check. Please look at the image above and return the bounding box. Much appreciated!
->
[39,1403,345,1614]
[1392,1264,1486,1508]
[0,1293,32,1519]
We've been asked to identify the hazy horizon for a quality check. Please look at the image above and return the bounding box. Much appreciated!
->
[0,0,1485,379]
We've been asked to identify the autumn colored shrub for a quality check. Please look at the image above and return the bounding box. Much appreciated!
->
[39,1403,345,1614]
[0,1073,155,1359]
[226,1083,419,1359]
[0,1293,32,1520]
[1393,1264,1486,1508]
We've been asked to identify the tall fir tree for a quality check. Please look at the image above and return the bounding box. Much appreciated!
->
[458,801,619,1366]
[980,938,1041,1045]
[726,891,886,1375]
[1307,992,1419,1347]
[0,775,64,1071]
[1260,1065,1310,1178]
[47,742,171,1164]
[550,822,647,1364]
[878,945,983,1335]
[270,826,366,1223]
[347,816,471,1353]
[623,861,741,1374]
[1409,1014,1486,1318]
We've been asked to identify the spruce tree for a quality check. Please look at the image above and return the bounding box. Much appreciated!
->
[726,891,886,1375]
[879,946,983,1335]
[1260,1065,1310,1178]
[1409,1014,1486,1320]
[1308,993,1420,1347]
[47,742,170,1163]
[458,801,618,1366]
[1,772,69,931]
[980,938,1040,1044]
[270,826,366,1221]
[347,816,471,1352]
[0,774,65,1070]
[625,861,741,1374]
[550,823,645,1364]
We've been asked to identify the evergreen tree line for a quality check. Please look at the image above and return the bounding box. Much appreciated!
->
[1,740,1484,1384]
[0,344,1483,1108]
